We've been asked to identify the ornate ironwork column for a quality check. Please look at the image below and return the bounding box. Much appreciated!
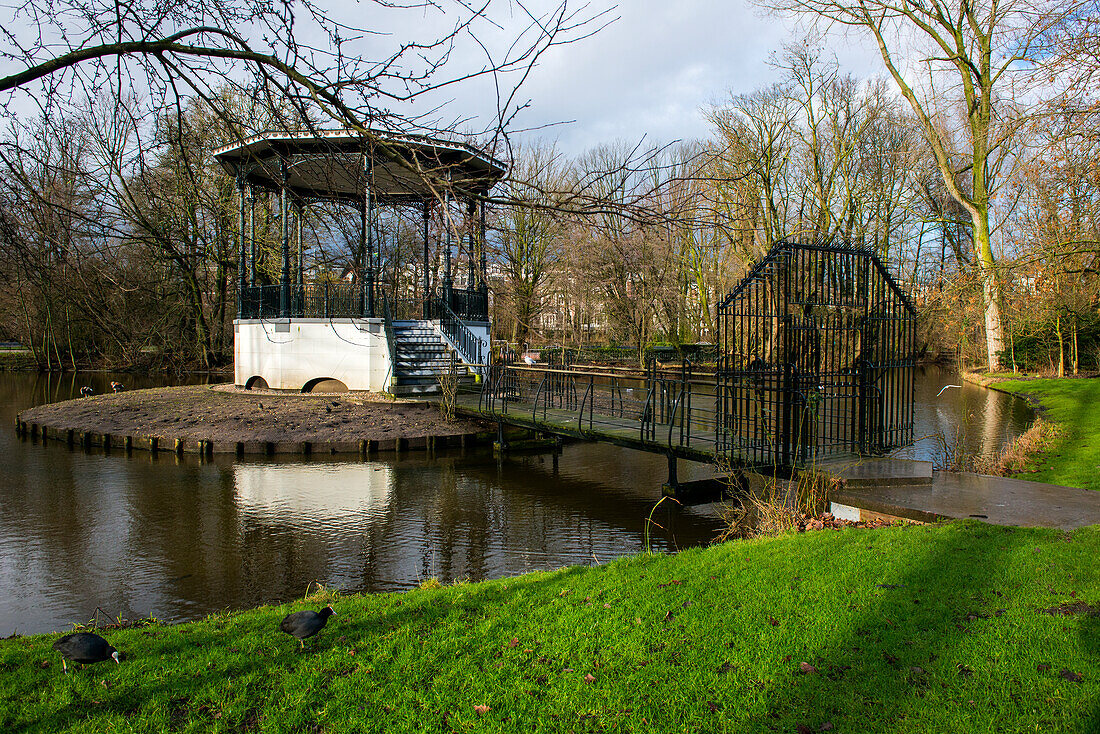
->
[467,200,476,290]
[364,154,375,318]
[296,202,304,288]
[443,190,452,309]
[248,185,256,287]
[237,174,247,318]
[279,160,290,318]
[423,199,431,319]
[477,201,486,294]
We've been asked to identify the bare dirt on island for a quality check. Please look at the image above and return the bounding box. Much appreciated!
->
[18,384,489,445]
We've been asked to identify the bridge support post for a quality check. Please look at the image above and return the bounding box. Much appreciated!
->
[661,453,679,498]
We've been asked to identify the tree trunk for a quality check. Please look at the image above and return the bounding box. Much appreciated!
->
[1072,320,1079,375]
[972,210,1003,371]
[1056,314,1064,378]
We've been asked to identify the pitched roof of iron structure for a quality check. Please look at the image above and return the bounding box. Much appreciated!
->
[719,239,916,316]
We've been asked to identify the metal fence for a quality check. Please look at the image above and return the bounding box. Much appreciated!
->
[240,283,363,319]
[478,359,720,454]
[716,240,916,467]
[240,282,489,323]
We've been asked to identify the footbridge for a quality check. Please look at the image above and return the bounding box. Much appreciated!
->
[455,362,722,464]
[452,240,920,494]
[452,361,724,498]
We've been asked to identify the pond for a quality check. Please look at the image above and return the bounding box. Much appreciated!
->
[0,365,1032,636]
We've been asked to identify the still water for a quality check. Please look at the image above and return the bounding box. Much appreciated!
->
[0,366,1032,636]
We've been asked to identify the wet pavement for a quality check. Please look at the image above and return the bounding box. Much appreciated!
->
[826,459,1100,530]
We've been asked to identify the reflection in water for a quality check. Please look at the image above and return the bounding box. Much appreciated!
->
[893,365,1035,464]
[0,366,1032,636]
[235,463,393,523]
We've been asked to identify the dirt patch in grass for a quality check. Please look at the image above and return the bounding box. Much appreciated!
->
[18,384,489,444]
[1041,601,1100,617]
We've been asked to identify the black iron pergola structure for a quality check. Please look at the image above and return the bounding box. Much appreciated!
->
[214,129,507,322]
[716,240,917,468]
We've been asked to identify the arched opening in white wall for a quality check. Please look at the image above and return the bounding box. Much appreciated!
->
[245,375,269,390]
[302,377,349,393]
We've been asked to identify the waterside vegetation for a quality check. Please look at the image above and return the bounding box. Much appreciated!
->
[1,521,1098,732]
[968,374,1100,491]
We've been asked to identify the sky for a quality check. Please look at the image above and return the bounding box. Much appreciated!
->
[335,0,886,155]
[504,0,880,153]
[0,0,886,156]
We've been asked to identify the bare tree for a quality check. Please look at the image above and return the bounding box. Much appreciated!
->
[759,0,1042,369]
[494,144,568,343]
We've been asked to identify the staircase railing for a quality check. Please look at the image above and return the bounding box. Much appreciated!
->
[381,293,398,392]
[437,296,484,376]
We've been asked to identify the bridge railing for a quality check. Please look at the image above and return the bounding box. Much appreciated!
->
[479,363,720,453]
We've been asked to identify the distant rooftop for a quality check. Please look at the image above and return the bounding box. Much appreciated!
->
[213,129,508,204]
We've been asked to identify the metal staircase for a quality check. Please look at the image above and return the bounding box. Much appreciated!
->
[389,321,477,396]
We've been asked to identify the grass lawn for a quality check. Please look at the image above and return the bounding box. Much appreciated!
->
[990,377,1100,491]
[2,521,1099,732]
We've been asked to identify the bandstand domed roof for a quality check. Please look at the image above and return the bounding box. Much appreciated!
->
[213,128,508,204]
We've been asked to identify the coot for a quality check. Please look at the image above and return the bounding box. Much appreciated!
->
[52,632,120,673]
[279,606,336,649]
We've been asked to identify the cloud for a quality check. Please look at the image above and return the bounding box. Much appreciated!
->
[455,0,884,154]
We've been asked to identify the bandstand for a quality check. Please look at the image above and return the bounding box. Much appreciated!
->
[214,130,506,394]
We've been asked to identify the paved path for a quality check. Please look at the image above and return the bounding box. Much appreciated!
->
[822,458,1100,530]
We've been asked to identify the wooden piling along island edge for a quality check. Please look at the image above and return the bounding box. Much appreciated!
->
[13,384,495,456]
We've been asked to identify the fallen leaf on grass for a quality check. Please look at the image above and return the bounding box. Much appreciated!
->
[820,723,834,731]
[508,637,518,648]
[473,704,490,715]
[707,701,722,712]
[1060,669,1084,683]
[798,662,818,675]
[768,616,780,627]
[584,674,596,683]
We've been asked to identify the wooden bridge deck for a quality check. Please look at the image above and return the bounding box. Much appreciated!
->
[452,392,721,463]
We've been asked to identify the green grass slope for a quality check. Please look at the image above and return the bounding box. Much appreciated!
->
[2,521,1099,732]
[995,378,1100,491]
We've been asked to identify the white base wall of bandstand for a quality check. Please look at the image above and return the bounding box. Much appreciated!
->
[234,318,392,392]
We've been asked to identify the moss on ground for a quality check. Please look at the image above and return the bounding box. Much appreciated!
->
[2,521,1099,732]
